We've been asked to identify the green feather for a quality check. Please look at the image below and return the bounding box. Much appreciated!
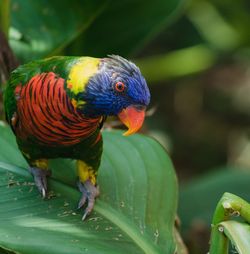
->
[4,56,100,122]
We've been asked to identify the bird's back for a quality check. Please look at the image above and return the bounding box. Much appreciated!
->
[4,56,102,147]
[4,56,79,122]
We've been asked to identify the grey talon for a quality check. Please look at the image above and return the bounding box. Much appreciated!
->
[82,211,88,221]
[78,194,87,209]
[41,188,46,199]
[29,167,51,198]
[77,179,99,220]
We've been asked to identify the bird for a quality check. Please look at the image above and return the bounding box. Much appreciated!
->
[4,55,150,220]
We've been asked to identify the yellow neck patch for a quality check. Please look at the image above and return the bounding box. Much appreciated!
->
[67,57,100,95]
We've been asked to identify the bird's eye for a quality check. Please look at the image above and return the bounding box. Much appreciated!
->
[115,82,126,92]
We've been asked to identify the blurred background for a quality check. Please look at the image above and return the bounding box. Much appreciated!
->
[1,0,250,253]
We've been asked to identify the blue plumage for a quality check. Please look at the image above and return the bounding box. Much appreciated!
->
[79,55,150,117]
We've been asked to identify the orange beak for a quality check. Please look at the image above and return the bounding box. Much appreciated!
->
[118,105,146,136]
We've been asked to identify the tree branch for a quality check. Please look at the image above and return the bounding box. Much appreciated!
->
[0,30,19,85]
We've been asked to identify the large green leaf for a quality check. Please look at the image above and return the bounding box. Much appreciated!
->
[0,123,178,254]
[9,0,186,63]
[74,0,186,57]
[8,0,108,62]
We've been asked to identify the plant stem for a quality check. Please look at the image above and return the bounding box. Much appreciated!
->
[212,192,250,225]
[0,0,10,38]
[209,224,229,254]
[209,192,250,253]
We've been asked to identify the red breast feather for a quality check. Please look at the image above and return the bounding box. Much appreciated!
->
[14,72,101,146]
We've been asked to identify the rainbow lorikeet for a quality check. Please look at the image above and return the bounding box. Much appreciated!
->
[4,55,150,219]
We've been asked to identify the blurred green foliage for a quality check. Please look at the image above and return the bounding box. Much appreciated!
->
[8,0,185,62]
[179,168,250,252]
[141,0,250,252]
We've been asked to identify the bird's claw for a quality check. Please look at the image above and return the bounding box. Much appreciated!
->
[29,167,51,198]
[77,180,100,220]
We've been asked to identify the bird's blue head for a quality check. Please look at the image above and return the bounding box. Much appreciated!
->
[79,55,150,135]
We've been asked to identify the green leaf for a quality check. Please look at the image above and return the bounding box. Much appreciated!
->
[68,0,186,57]
[0,123,178,254]
[9,0,108,63]
[210,219,250,254]
[219,221,250,254]
[9,0,186,63]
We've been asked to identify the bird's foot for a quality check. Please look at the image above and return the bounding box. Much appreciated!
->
[29,167,51,198]
[77,180,100,220]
